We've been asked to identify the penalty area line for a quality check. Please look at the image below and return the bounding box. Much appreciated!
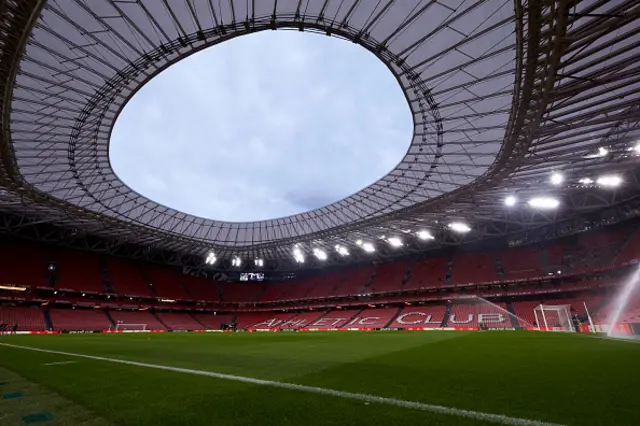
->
[0,343,562,426]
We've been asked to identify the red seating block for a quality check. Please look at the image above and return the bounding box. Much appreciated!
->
[56,250,104,293]
[389,305,447,328]
[404,258,447,290]
[156,312,202,330]
[0,306,46,331]
[50,308,111,330]
[106,258,153,297]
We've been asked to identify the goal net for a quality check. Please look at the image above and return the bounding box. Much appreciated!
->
[534,304,574,332]
[114,323,147,331]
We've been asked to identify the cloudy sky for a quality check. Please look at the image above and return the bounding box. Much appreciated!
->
[110,30,411,223]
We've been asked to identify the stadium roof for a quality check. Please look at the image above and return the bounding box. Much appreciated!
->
[1,0,640,270]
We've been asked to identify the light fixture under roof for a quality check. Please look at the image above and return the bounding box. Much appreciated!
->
[448,222,471,233]
[355,239,363,246]
[550,172,564,185]
[254,258,264,267]
[528,197,560,209]
[205,251,217,265]
[362,242,375,253]
[334,245,350,256]
[504,195,517,207]
[293,246,305,263]
[313,248,328,261]
[417,230,434,240]
[579,178,594,185]
[597,175,622,188]
[585,147,609,158]
[231,256,242,267]
[387,237,403,247]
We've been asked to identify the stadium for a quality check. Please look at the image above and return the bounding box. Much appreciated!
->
[1,0,640,425]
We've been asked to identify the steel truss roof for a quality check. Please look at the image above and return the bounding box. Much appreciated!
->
[1,0,640,270]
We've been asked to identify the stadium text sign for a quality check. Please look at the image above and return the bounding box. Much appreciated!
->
[396,312,505,325]
[251,312,507,329]
[253,316,385,329]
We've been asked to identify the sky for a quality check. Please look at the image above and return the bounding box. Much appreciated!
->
[110,30,412,223]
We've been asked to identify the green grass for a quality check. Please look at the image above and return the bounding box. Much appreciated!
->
[0,331,638,425]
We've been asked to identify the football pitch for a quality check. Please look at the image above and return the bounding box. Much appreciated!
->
[0,331,638,426]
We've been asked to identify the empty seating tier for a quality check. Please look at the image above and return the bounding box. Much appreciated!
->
[0,306,47,331]
[49,308,111,331]
[156,312,202,330]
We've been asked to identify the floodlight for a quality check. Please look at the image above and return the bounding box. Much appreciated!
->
[586,147,609,158]
[388,237,403,247]
[504,195,517,207]
[335,245,350,256]
[417,230,435,240]
[550,172,564,185]
[254,258,264,267]
[313,248,328,261]
[528,197,559,209]
[205,251,217,265]
[362,242,375,253]
[597,175,622,188]
[231,256,242,267]
[448,222,471,233]
[355,239,363,246]
[293,246,305,263]
[579,178,593,185]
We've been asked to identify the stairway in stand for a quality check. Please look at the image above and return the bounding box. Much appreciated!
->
[190,314,207,330]
[104,311,117,329]
[152,312,169,330]
[440,304,452,327]
[383,306,403,329]
[43,309,53,331]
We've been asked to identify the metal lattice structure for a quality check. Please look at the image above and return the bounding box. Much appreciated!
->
[1,0,640,270]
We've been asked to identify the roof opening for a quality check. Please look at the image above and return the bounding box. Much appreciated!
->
[110,30,411,222]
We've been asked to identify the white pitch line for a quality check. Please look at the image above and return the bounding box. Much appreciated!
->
[44,361,78,366]
[590,335,640,344]
[570,333,640,344]
[0,343,563,426]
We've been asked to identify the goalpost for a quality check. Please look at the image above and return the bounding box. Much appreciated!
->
[534,304,574,332]
[113,322,147,331]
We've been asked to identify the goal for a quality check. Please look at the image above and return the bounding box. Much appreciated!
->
[114,323,147,331]
[534,304,574,332]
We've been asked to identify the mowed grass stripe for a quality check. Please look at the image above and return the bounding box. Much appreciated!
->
[0,342,562,426]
